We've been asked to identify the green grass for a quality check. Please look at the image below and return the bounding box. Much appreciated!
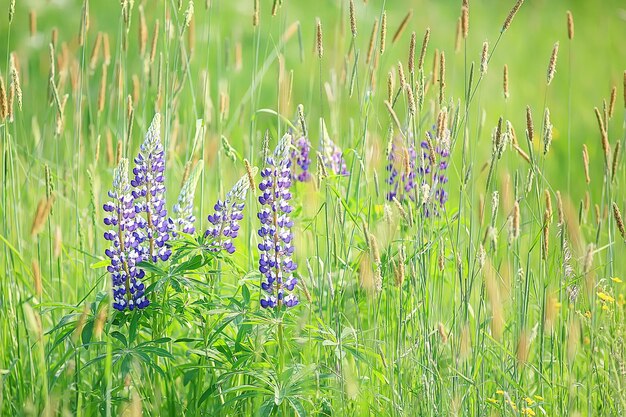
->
[1,0,625,415]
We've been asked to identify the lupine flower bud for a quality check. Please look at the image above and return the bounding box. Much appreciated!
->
[103,159,148,311]
[205,169,256,253]
[258,133,299,308]
[320,120,349,176]
[417,126,450,217]
[172,161,203,236]
[290,135,312,182]
[131,113,172,262]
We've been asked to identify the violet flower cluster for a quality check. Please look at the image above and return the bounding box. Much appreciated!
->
[205,170,255,254]
[131,114,172,262]
[417,128,450,217]
[258,133,299,308]
[290,135,312,182]
[385,139,417,202]
[320,121,349,177]
[103,159,149,311]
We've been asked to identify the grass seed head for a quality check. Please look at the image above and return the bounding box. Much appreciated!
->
[566,10,574,40]
[547,42,559,85]
[392,9,412,44]
[502,0,524,32]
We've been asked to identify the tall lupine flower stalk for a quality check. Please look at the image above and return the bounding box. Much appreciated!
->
[385,134,417,202]
[258,133,299,308]
[320,120,349,176]
[103,159,149,311]
[205,169,256,253]
[172,161,203,236]
[418,127,451,217]
[131,113,172,262]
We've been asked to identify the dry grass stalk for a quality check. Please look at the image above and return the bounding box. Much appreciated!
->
[10,53,22,112]
[32,259,42,299]
[392,9,413,43]
[454,17,462,53]
[556,191,564,225]
[139,5,148,57]
[542,209,550,260]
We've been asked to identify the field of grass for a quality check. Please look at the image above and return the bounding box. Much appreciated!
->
[1,0,625,415]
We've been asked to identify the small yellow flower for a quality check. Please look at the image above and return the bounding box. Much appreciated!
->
[486,397,498,405]
[522,407,536,416]
[525,397,535,405]
[619,294,625,307]
[584,336,590,345]
[597,291,615,303]
[496,389,505,395]
[584,310,592,319]
[612,277,623,284]
[533,395,544,401]
[602,304,610,311]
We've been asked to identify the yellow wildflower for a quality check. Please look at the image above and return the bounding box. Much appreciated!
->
[611,277,623,283]
[496,390,505,395]
[597,292,615,303]
[602,304,609,311]
[525,397,535,405]
[584,310,591,319]
[533,395,544,401]
[522,407,536,416]
[486,397,498,405]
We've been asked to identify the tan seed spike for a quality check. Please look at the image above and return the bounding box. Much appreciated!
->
[150,20,160,65]
[32,259,42,299]
[0,75,6,120]
[547,42,559,85]
[349,0,357,37]
[29,10,37,37]
[609,86,617,119]
[271,0,278,16]
[392,9,413,44]
[397,61,406,87]
[480,41,489,75]
[454,17,462,53]
[408,32,416,74]
[253,0,259,27]
[432,49,439,86]
[366,18,378,65]
[417,27,430,71]
[503,64,509,99]
[379,11,387,55]
[613,202,626,239]
[556,191,564,225]
[525,105,534,141]
[545,189,553,222]
[612,141,621,181]
[461,6,469,39]
[582,144,590,184]
[316,18,323,59]
[10,54,22,112]
[439,51,446,105]
[387,71,394,103]
[502,0,524,33]
[89,32,103,70]
[593,106,611,166]
[542,209,550,260]
[566,11,574,40]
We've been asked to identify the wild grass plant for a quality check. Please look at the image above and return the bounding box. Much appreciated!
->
[0,0,625,416]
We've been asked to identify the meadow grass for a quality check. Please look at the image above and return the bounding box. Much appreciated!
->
[0,0,625,416]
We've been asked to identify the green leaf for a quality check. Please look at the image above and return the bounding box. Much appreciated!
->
[90,259,110,269]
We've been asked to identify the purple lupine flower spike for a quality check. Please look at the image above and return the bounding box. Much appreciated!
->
[290,136,312,182]
[385,136,417,202]
[103,159,149,311]
[172,161,203,236]
[418,127,451,217]
[258,133,299,309]
[320,120,349,177]
[131,113,172,262]
[205,168,256,254]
